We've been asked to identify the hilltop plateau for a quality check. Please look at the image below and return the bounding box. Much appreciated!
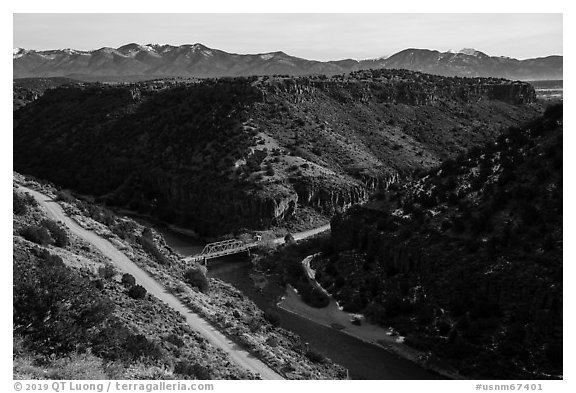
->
[13,70,542,237]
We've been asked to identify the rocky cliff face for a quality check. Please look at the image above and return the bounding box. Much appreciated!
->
[14,72,541,236]
[316,105,563,379]
[259,70,537,106]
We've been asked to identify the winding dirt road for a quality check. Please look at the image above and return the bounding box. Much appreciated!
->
[273,224,331,244]
[18,185,283,380]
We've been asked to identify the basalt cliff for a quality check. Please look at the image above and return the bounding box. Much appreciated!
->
[13,69,541,236]
[314,105,563,379]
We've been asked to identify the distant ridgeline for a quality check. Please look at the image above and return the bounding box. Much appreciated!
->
[13,70,541,236]
[318,104,563,379]
[13,45,563,81]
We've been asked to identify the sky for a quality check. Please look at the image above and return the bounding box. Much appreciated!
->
[13,13,563,61]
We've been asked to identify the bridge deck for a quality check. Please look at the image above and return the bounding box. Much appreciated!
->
[184,241,258,263]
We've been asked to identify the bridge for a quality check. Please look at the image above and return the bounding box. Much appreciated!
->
[184,239,259,264]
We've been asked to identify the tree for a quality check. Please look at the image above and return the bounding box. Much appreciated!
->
[41,219,69,247]
[184,265,209,293]
[284,233,296,245]
[19,225,54,246]
[121,273,136,287]
[127,285,147,300]
[13,191,30,215]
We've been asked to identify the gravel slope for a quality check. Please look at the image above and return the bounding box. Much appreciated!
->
[18,185,283,380]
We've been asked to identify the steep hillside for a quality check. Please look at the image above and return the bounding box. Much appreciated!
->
[13,180,253,380]
[14,44,562,81]
[313,105,563,379]
[14,70,541,236]
[13,77,80,110]
[13,173,346,379]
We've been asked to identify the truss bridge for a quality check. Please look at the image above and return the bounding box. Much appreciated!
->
[184,239,258,264]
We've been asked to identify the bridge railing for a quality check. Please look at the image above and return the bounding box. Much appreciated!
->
[185,239,259,263]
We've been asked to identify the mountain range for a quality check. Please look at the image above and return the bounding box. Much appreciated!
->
[13,44,562,81]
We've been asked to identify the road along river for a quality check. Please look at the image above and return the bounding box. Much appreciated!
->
[157,226,443,380]
[18,186,283,380]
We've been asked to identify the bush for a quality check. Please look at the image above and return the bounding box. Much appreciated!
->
[121,273,136,287]
[91,279,104,291]
[305,349,326,363]
[44,253,64,267]
[174,362,212,379]
[184,266,209,293]
[55,190,76,204]
[41,219,69,247]
[139,235,170,265]
[13,191,34,215]
[98,264,116,280]
[20,225,54,246]
[124,334,162,360]
[13,254,115,355]
[127,285,147,299]
[164,333,185,347]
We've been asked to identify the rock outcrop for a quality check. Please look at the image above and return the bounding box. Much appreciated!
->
[14,72,541,236]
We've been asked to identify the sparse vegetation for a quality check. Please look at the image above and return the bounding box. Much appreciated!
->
[184,265,210,293]
[40,219,68,247]
[14,72,539,237]
[315,105,563,379]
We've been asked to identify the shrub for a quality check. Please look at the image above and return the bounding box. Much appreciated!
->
[20,225,54,246]
[284,233,295,244]
[98,264,116,280]
[124,334,162,360]
[91,280,104,290]
[41,219,69,247]
[44,253,64,267]
[127,285,147,300]
[13,191,33,215]
[13,255,115,355]
[305,349,326,363]
[55,190,76,204]
[184,266,209,293]
[121,273,136,287]
[174,362,212,379]
[139,235,170,265]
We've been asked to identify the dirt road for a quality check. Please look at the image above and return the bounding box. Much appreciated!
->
[18,185,283,380]
[273,224,331,244]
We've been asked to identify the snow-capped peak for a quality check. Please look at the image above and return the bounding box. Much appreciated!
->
[458,48,483,57]
[13,47,29,59]
[61,48,83,55]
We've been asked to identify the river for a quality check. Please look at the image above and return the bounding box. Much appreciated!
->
[153,225,442,380]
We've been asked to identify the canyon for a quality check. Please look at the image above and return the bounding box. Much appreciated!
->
[13,70,541,237]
